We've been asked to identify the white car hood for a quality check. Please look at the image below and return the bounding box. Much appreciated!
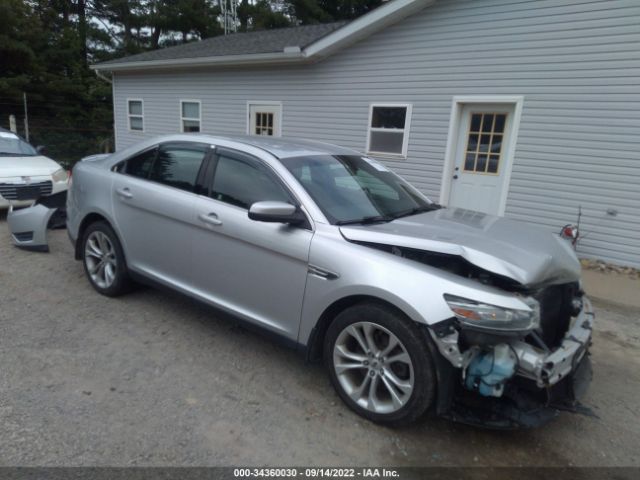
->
[0,155,61,178]
[340,208,582,287]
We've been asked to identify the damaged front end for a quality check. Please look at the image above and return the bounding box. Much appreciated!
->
[339,208,594,428]
[429,287,594,429]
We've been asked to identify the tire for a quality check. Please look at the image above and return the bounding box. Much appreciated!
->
[82,221,132,297]
[324,302,436,427]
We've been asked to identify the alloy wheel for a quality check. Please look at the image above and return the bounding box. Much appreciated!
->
[333,321,415,414]
[84,231,117,289]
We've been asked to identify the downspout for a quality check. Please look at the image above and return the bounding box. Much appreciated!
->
[93,68,115,152]
[94,69,112,84]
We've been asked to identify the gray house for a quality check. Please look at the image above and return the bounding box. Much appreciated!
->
[93,0,640,268]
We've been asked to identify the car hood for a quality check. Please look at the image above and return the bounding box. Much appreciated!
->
[0,155,62,177]
[339,208,581,287]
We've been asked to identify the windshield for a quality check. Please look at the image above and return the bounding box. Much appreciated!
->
[280,154,438,224]
[0,132,37,156]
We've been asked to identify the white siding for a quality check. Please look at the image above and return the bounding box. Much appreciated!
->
[112,0,640,268]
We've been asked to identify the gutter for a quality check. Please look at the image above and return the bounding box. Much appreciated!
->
[90,0,435,73]
[90,50,307,73]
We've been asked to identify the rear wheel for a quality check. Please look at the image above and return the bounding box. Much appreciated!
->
[82,221,131,296]
[324,302,436,426]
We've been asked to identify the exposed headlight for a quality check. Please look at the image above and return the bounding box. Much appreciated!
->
[52,168,68,183]
[444,294,540,334]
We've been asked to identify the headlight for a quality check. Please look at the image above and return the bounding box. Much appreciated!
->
[52,168,68,183]
[444,294,540,334]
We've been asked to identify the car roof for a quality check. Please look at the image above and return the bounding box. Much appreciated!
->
[192,134,361,159]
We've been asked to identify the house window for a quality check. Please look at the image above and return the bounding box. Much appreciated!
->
[181,101,201,133]
[367,104,412,157]
[128,100,144,131]
[463,113,507,174]
[248,103,282,137]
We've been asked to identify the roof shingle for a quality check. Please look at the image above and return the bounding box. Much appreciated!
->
[97,22,347,66]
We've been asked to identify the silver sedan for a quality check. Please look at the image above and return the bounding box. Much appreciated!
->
[66,135,593,428]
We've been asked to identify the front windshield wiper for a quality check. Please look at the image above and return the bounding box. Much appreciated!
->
[335,215,393,226]
[390,204,442,220]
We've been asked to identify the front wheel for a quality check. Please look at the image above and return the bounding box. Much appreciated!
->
[324,302,436,427]
[82,221,131,297]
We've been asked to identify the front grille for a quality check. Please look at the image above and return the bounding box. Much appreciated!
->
[13,231,34,242]
[533,283,579,348]
[0,181,53,200]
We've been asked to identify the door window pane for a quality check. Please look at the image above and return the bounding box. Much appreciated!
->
[148,143,207,192]
[211,154,291,209]
[463,112,507,174]
[125,148,157,179]
[254,112,274,136]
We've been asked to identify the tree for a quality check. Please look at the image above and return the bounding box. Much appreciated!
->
[286,0,382,24]
[0,1,383,165]
[237,0,290,31]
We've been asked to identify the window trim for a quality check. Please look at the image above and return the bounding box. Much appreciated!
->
[114,141,212,196]
[113,144,158,176]
[366,103,412,159]
[127,98,144,132]
[209,147,296,209]
[206,146,312,230]
[180,99,202,133]
[148,141,211,194]
[246,101,283,137]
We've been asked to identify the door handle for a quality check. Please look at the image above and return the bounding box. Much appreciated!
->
[198,212,223,226]
[116,187,133,199]
[453,175,459,180]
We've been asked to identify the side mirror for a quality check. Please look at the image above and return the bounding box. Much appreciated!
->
[248,201,306,224]
[36,145,45,154]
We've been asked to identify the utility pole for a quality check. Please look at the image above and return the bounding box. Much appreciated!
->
[23,92,29,142]
[220,0,238,35]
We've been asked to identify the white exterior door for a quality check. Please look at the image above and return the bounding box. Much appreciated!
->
[248,103,281,137]
[448,104,514,215]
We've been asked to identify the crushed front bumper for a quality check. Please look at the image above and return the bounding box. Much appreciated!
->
[428,297,595,429]
[511,298,594,388]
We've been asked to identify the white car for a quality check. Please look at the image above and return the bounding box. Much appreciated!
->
[0,129,68,209]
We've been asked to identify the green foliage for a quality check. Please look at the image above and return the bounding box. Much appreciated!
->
[0,1,382,165]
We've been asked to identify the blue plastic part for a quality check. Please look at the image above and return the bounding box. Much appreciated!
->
[465,344,517,397]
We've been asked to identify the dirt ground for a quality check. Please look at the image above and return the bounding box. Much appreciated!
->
[1,215,639,467]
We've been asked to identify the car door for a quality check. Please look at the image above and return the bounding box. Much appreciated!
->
[190,147,313,339]
[112,141,210,285]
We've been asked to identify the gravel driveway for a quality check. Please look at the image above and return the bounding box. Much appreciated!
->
[1,214,639,467]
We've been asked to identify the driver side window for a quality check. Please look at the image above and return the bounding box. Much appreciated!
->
[210,151,292,209]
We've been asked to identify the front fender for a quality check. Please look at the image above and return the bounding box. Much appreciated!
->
[297,225,534,346]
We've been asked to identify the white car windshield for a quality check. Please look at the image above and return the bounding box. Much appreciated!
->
[281,154,440,225]
[0,132,38,156]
